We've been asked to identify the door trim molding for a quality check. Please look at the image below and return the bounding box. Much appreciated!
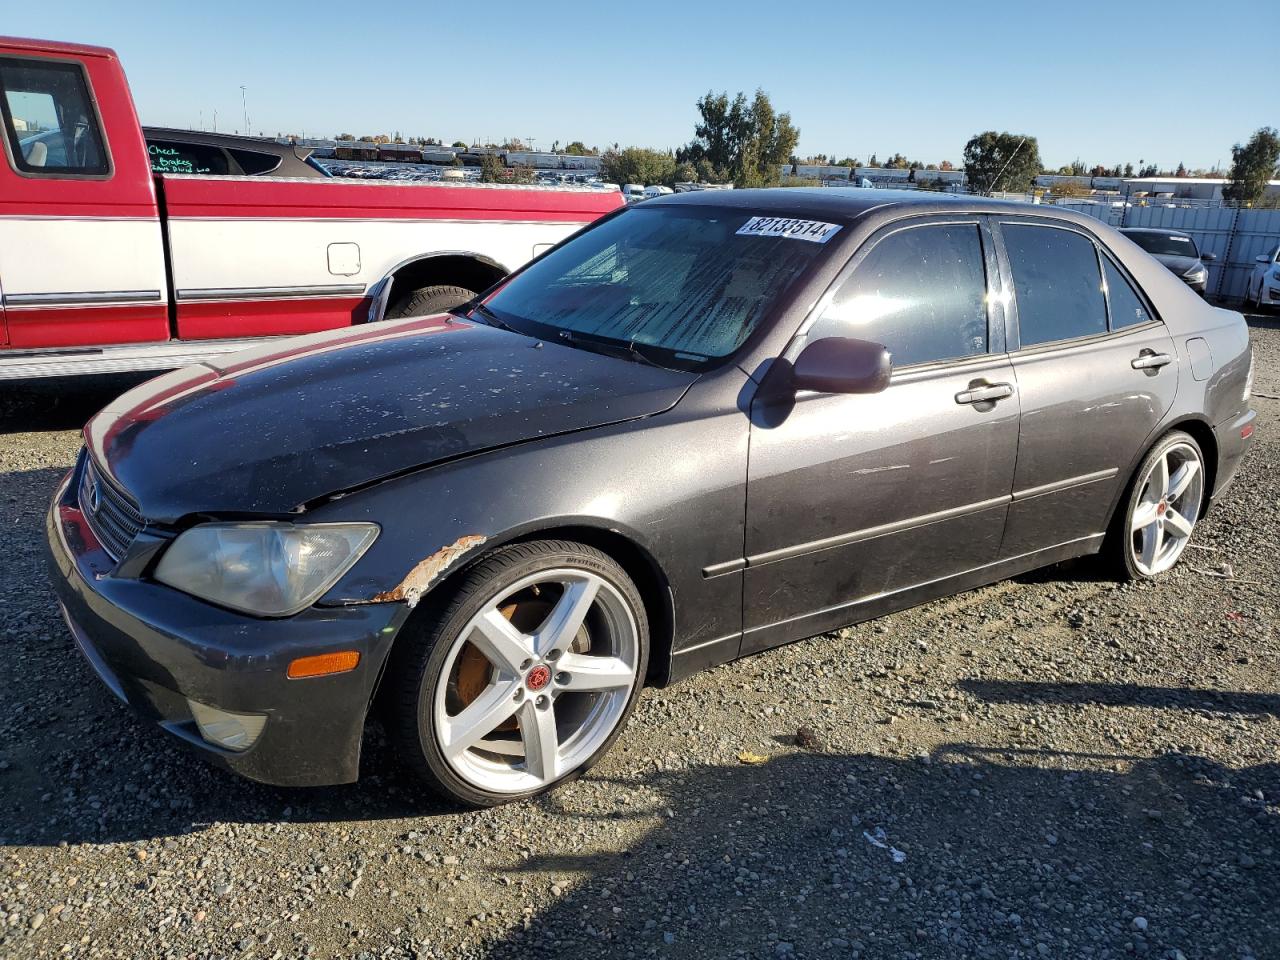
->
[2,290,163,307]
[746,494,1011,569]
[175,284,366,302]
[1012,467,1119,502]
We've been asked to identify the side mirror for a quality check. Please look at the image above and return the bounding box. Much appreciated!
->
[1258,255,1272,264]
[792,337,892,395]
[1199,252,1216,262]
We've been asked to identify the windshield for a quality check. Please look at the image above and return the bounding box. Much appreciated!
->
[479,205,840,370]
[1126,231,1199,259]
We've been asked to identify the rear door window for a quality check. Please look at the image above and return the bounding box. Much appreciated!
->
[0,56,109,176]
[1003,224,1107,347]
[808,223,989,367]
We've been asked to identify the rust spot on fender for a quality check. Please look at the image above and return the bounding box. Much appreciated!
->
[371,534,488,607]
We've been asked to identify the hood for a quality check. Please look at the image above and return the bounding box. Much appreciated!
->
[1150,253,1204,277]
[85,315,696,522]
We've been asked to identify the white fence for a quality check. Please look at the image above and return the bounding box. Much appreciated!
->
[1062,204,1280,301]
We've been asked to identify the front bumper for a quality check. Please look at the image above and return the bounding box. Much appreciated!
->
[1182,274,1208,295]
[45,464,408,787]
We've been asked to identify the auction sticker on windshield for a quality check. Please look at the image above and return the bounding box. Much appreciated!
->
[736,216,842,243]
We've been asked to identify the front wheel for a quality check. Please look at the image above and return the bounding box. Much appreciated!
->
[1110,430,1206,580]
[388,540,648,806]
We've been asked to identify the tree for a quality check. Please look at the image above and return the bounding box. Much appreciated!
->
[835,156,858,168]
[451,140,468,149]
[939,159,955,171]
[600,147,677,186]
[479,153,506,183]
[1223,127,1280,208]
[677,89,799,187]
[962,131,1042,194]
[563,141,594,156]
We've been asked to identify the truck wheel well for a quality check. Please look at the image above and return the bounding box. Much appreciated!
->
[388,254,508,302]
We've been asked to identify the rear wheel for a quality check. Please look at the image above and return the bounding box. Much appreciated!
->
[388,540,648,806]
[1109,430,1205,580]
[385,284,475,320]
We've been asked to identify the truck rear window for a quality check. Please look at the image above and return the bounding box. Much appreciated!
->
[0,56,110,177]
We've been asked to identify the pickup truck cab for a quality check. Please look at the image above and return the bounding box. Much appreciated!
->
[0,37,622,379]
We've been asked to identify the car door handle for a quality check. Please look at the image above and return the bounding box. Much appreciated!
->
[1131,352,1174,370]
[955,382,1014,405]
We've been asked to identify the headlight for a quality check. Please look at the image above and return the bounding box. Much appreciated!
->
[155,522,378,616]
[1184,265,1207,280]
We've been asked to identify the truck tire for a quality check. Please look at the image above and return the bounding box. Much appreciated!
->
[386,285,475,319]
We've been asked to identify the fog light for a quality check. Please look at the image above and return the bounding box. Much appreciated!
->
[187,699,267,752]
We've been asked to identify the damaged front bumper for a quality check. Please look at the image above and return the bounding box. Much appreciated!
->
[45,464,410,787]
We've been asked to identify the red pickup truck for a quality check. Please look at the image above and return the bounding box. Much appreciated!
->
[0,37,622,379]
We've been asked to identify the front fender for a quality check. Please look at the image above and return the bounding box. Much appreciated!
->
[307,390,751,665]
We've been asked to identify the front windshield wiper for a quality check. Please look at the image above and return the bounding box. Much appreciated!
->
[458,300,520,334]
[556,330,671,370]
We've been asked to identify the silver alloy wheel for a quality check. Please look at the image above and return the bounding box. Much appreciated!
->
[432,568,639,794]
[1130,441,1204,576]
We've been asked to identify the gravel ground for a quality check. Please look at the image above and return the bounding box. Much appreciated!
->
[1,321,1277,960]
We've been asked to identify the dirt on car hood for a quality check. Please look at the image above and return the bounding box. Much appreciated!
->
[84,315,696,522]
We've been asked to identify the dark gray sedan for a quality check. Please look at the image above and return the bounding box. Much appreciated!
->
[47,190,1257,806]
[1119,227,1216,294]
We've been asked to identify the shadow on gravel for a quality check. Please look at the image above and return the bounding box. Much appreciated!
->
[480,748,1278,959]
[958,679,1280,717]
[0,373,152,434]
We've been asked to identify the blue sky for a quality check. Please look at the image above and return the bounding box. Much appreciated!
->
[5,0,1274,169]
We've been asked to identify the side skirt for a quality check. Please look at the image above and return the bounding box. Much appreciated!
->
[0,336,288,380]
[666,534,1105,684]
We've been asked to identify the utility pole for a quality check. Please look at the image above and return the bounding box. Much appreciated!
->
[240,85,250,137]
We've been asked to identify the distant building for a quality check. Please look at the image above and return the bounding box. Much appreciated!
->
[378,142,423,163]
[1121,176,1280,202]
[334,141,380,161]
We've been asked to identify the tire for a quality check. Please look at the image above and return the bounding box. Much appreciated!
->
[1106,430,1206,581]
[387,540,649,807]
[385,284,475,320]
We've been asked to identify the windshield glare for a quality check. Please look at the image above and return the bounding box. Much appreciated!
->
[1127,231,1199,258]
[480,206,837,370]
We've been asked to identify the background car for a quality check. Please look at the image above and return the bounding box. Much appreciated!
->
[1246,243,1280,311]
[142,126,331,177]
[1120,227,1215,294]
[48,190,1256,808]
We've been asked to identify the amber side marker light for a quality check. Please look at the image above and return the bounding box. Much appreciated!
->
[287,651,361,679]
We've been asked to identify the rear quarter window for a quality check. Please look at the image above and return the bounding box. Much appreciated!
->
[1102,257,1152,330]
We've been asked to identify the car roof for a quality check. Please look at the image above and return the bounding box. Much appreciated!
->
[1119,226,1192,237]
[646,187,1087,224]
